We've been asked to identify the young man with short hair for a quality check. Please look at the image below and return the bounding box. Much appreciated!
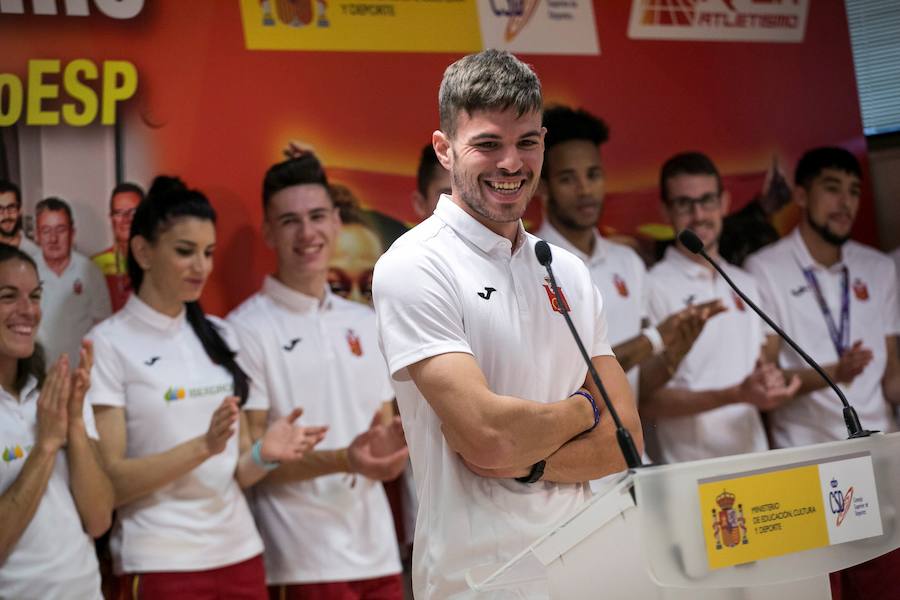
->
[535,106,720,413]
[34,197,111,364]
[228,155,407,599]
[745,147,900,446]
[0,179,40,258]
[373,49,641,598]
[642,152,800,464]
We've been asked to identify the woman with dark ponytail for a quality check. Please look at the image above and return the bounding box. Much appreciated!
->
[87,177,327,599]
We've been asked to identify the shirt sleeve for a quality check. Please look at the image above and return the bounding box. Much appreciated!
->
[226,316,270,412]
[883,259,900,337]
[85,327,126,408]
[592,282,614,358]
[372,249,472,379]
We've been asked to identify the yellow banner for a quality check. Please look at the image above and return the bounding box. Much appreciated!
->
[699,464,828,570]
[240,0,482,53]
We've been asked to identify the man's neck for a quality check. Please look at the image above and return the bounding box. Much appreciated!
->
[451,194,519,246]
[44,255,71,276]
[0,232,21,246]
[115,240,129,257]
[547,215,595,256]
[799,220,842,268]
[675,242,716,271]
[275,268,327,301]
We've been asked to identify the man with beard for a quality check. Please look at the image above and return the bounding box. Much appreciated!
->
[0,180,40,258]
[641,152,800,464]
[34,197,111,364]
[92,183,142,312]
[373,50,641,598]
[745,147,900,446]
[535,106,721,416]
[746,147,900,600]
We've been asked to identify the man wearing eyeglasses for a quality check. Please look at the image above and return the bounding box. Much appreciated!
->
[0,179,40,258]
[640,152,800,464]
[91,183,143,311]
[34,197,111,364]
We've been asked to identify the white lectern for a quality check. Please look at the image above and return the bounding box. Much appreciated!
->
[466,432,900,599]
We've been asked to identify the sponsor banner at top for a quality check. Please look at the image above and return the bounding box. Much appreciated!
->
[240,0,600,55]
[628,0,809,44]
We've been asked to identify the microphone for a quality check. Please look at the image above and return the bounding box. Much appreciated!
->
[534,240,644,470]
[676,229,874,439]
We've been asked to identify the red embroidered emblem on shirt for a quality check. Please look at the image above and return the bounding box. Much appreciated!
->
[852,278,869,301]
[732,291,746,311]
[346,329,363,356]
[613,274,629,298]
[73,279,83,295]
[542,278,570,313]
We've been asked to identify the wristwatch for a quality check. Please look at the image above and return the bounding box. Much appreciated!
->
[515,459,546,484]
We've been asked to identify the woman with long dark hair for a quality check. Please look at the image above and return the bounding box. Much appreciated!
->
[0,244,113,599]
[89,177,326,599]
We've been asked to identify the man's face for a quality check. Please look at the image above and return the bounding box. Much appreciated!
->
[435,107,545,230]
[798,168,860,245]
[36,210,74,262]
[110,191,141,245]
[0,191,22,237]
[413,166,452,220]
[663,174,729,252]
[543,139,605,231]
[264,184,341,279]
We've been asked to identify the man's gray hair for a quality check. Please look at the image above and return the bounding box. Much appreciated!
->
[438,49,543,137]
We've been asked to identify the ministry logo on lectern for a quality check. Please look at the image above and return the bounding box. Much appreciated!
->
[711,489,749,549]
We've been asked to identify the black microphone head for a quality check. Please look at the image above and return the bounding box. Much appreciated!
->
[534,240,552,266]
[677,229,705,254]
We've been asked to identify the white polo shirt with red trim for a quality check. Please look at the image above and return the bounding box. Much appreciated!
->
[373,196,613,599]
[0,377,102,599]
[227,278,401,585]
[745,228,900,447]
[646,246,768,463]
[36,251,111,364]
[534,221,647,393]
[86,295,264,574]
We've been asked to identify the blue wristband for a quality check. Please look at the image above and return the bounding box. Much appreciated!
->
[572,390,600,432]
[251,439,279,471]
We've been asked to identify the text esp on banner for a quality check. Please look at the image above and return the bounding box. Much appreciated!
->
[628,0,809,44]
[698,452,882,570]
[239,0,599,54]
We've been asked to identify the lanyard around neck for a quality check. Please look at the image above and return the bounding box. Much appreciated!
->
[801,265,850,356]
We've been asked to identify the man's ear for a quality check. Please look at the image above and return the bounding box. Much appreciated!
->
[432,131,452,171]
[793,184,808,210]
[719,189,731,215]
[537,179,550,213]
[411,191,427,220]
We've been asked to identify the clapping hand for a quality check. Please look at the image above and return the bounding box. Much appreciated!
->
[347,411,409,481]
[259,408,328,463]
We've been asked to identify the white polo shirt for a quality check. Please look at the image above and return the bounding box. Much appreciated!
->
[86,295,264,574]
[745,228,900,447]
[373,196,613,599]
[534,221,647,393]
[36,251,111,364]
[646,246,768,463]
[227,277,401,585]
[19,236,40,260]
[0,377,102,600]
